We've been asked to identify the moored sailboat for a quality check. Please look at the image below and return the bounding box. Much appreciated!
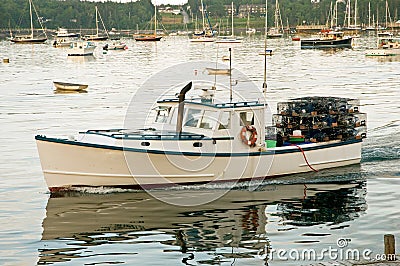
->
[266,0,284,38]
[216,2,243,44]
[82,6,109,41]
[189,0,215,42]
[135,2,162,42]
[10,0,47,44]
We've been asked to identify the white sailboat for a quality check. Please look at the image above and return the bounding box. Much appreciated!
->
[246,12,256,35]
[10,0,47,44]
[190,0,215,42]
[377,0,394,37]
[216,2,243,44]
[267,0,284,38]
[135,2,162,41]
[83,6,109,41]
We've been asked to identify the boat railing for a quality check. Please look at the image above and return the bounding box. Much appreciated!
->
[84,129,207,140]
[113,133,207,140]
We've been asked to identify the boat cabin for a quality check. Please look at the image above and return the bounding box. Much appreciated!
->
[319,30,345,40]
[150,98,267,151]
[378,37,400,49]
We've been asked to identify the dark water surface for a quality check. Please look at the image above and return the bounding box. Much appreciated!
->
[0,36,399,265]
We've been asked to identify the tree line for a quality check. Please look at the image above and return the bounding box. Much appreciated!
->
[1,0,154,30]
[192,0,399,27]
[1,0,399,31]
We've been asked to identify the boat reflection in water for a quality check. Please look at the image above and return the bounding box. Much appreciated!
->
[39,166,367,265]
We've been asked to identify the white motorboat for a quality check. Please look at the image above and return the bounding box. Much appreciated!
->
[365,36,400,56]
[36,77,367,192]
[215,2,242,44]
[54,27,80,38]
[67,41,96,56]
[53,37,76,48]
[103,41,127,51]
[190,37,215,43]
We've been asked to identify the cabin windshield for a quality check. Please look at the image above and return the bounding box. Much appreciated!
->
[184,109,202,127]
[199,110,219,129]
[155,106,171,123]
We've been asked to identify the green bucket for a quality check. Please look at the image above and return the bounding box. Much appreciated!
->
[266,140,277,148]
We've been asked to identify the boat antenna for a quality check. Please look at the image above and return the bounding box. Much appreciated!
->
[8,20,13,39]
[262,0,268,96]
[229,48,232,103]
[213,46,219,89]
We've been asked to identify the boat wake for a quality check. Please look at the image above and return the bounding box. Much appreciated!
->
[362,120,400,163]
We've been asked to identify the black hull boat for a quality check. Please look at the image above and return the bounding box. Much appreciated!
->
[301,37,353,49]
[301,30,353,49]
[135,36,162,42]
[10,37,47,44]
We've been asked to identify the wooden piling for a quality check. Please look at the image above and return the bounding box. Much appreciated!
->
[384,234,396,261]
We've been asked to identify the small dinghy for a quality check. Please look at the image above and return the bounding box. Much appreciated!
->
[53,81,88,92]
[205,68,231,75]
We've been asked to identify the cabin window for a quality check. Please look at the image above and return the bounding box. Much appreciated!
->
[218,111,231,129]
[199,110,218,129]
[155,106,171,123]
[170,108,177,125]
[184,109,202,127]
[240,111,254,126]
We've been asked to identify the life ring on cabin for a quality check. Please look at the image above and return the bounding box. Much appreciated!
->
[241,125,258,147]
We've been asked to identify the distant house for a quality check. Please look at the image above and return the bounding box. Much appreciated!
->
[224,4,235,15]
[238,4,266,17]
[159,6,181,15]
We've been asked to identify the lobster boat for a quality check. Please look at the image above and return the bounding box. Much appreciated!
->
[35,77,367,192]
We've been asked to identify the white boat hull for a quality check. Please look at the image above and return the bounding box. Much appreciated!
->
[36,136,362,191]
[366,48,400,56]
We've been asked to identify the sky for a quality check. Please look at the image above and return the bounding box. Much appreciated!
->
[84,0,189,5]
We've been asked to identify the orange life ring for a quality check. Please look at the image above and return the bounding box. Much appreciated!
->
[241,125,258,147]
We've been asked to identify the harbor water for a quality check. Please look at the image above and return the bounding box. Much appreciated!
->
[0,36,399,265]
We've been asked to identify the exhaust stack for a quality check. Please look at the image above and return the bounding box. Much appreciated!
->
[176,82,192,134]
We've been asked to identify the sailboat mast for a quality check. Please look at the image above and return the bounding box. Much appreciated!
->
[329,1,333,28]
[354,0,357,27]
[368,2,371,28]
[347,0,351,27]
[231,2,234,37]
[29,0,34,38]
[385,0,388,28]
[201,0,205,33]
[154,1,157,36]
[95,6,99,36]
[263,0,268,93]
[334,1,338,28]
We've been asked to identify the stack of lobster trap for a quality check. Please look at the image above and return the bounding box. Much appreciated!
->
[270,96,367,145]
